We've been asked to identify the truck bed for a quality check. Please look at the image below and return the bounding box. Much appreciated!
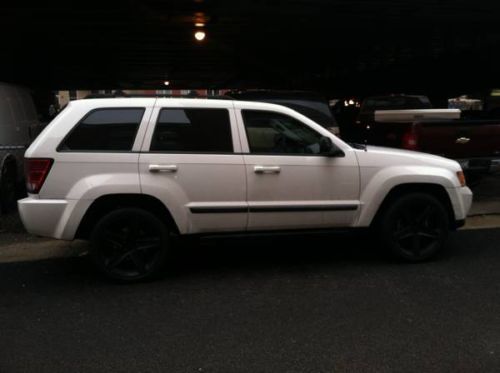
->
[365,118,500,173]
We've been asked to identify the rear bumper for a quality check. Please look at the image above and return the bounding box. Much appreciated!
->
[18,197,90,240]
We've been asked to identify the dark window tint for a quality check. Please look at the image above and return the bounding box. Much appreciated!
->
[151,108,233,152]
[60,108,144,151]
[242,110,323,155]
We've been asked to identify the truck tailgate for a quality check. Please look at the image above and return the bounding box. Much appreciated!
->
[416,120,500,159]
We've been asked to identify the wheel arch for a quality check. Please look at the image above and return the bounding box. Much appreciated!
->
[75,194,180,239]
[369,183,456,229]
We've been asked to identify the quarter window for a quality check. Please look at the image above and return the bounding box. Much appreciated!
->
[242,110,323,155]
[59,108,144,151]
[150,108,233,153]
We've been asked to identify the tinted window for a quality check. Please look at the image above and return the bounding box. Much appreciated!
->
[151,108,233,152]
[242,110,323,155]
[362,97,431,111]
[60,108,144,151]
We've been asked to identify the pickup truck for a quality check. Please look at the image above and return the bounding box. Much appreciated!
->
[355,95,500,178]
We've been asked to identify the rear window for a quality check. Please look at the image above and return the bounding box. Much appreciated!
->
[150,108,233,153]
[59,108,144,151]
[362,97,432,111]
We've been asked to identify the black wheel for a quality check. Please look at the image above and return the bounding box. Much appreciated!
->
[0,166,17,214]
[378,193,449,261]
[90,208,170,282]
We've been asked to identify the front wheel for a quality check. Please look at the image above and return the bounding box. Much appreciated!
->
[378,193,450,261]
[90,208,171,282]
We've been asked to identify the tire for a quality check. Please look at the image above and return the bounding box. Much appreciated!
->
[0,166,17,214]
[90,208,171,282]
[377,193,449,262]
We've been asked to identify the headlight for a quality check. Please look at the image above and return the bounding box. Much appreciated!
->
[456,171,466,187]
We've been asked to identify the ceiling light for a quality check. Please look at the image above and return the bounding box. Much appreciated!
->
[194,31,206,41]
[164,80,170,86]
[195,22,205,27]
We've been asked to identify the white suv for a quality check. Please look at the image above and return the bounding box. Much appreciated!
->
[19,98,472,281]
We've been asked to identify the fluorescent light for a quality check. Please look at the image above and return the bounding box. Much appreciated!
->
[194,31,206,41]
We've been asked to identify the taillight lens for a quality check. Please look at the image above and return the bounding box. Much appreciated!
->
[402,129,418,150]
[25,158,53,194]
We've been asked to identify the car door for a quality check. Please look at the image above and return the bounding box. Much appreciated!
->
[139,100,247,234]
[235,103,360,231]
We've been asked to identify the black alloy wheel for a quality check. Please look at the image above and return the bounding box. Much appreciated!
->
[379,193,449,261]
[90,208,170,282]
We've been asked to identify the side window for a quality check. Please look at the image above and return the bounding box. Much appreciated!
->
[242,110,324,155]
[59,108,144,151]
[150,108,233,153]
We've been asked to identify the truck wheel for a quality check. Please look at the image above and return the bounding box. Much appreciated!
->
[378,193,449,261]
[0,166,17,214]
[90,208,171,282]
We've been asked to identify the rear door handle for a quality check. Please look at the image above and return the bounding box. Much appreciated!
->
[254,165,281,174]
[148,164,178,173]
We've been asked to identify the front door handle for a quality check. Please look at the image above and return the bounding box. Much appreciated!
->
[148,164,178,173]
[254,165,281,174]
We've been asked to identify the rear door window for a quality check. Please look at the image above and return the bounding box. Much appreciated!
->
[150,108,233,153]
[59,108,144,151]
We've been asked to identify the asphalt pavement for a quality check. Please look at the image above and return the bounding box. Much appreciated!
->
[0,228,499,373]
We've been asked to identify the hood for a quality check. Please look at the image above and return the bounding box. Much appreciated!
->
[356,145,462,171]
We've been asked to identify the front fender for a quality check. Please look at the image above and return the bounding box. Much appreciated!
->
[356,166,459,227]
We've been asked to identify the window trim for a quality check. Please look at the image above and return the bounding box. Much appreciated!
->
[57,107,146,153]
[148,107,235,154]
[240,109,325,156]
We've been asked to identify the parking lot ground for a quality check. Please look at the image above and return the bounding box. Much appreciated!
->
[0,228,499,373]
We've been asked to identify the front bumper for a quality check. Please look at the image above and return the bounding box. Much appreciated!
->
[447,186,473,221]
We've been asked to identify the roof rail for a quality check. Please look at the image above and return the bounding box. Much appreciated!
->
[84,93,232,100]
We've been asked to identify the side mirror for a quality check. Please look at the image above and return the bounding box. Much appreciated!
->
[319,136,345,157]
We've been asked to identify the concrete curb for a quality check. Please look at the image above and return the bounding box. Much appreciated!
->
[462,214,500,230]
[0,238,88,264]
[0,215,499,264]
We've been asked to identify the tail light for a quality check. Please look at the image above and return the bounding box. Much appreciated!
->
[402,128,418,150]
[25,158,53,194]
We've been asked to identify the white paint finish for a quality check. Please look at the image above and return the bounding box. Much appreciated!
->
[26,98,156,158]
[139,153,247,233]
[243,155,360,229]
[19,97,474,240]
[40,154,141,199]
[447,186,473,220]
[139,101,246,233]
[234,101,361,230]
[354,145,470,226]
[18,198,68,238]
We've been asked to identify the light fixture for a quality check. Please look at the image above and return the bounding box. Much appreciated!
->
[163,80,170,86]
[194,30,206,41]
[195,22,205,27]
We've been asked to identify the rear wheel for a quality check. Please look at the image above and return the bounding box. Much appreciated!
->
[378,193,449,261]
[90,208,170,282]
